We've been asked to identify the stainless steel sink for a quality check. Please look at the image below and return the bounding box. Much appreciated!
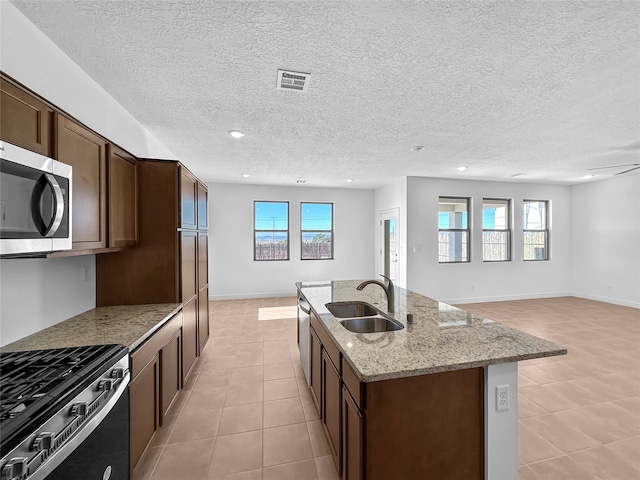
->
[339,317,404,333]
[325,301,404,333]
[325,301,379,318]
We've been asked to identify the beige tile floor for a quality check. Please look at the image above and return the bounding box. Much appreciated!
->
[133,296,639,480]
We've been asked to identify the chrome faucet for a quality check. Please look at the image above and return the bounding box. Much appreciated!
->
[356,274,395,313]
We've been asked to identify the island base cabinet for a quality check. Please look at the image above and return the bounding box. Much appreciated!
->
[364,368,484,480]
[322,349,341,473]
[342,387,363,480]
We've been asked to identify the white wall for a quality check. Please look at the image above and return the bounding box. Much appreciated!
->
[373,177,408,288]
[570,175,640,308]
[208,183,376,299]
[405,177,572,304]
[0,255,96,346]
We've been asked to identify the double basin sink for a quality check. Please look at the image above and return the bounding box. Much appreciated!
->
[325,301,404,333]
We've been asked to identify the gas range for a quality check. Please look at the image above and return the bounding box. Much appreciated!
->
[0,344,130,480]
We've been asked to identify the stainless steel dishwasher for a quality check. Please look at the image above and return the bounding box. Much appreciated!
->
[297,293,311,386]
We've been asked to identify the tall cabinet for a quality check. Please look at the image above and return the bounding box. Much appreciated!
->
[96,160,209,380]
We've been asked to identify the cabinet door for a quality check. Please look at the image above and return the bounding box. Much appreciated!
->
[198,286,210,353]
[310,327,322,415]
[197,182,208,229]
[181,231,197,301]
[182,297,198,383]
[108,145,138,247]
[0,77,52,156]
[322,349,341,473]
[160,329,181,423]
[180,168,197,230]
[55,114,107,250]
[129,355,158,471]
[342,387,363,480]
[198,232,208,288]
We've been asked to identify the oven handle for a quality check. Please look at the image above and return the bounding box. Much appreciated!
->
[26,372,130,480]
[30,173,65,237]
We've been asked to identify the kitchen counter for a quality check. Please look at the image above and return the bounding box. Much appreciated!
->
[297,280,566,382]
[0,303,182,353]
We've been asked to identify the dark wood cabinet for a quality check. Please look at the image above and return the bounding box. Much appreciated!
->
[55,114,107,250]
[342,386,363,480]
[108,145,138,248]
[197,182,208,229]
[182,297,198,382]
[180,168,197,230]
[129,355,158,472]
[198,286,210,354]
[0,76,53,156]
[181,231,197,301]
[322,349,342,473]
[129,311,182,472]
[159,329,181,421]
[310,326,322,413]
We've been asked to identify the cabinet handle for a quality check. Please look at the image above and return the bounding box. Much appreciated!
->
[31,173,65,236]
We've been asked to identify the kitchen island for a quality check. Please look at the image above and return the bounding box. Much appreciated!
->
[297,280,566,480]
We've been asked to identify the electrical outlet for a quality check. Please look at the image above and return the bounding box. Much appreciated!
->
[471,284,476,291]
[496,385,509,412]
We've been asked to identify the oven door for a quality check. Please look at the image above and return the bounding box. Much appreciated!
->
[0,141,72,256]
[44,389,129,480]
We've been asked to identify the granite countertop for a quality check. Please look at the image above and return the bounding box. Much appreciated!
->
[297,280,567,382]
[0,303,182,353]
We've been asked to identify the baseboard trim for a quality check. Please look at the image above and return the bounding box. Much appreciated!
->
[570,293,640,309]
[444,291,573,305]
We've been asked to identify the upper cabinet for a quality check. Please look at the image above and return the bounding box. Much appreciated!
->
[0,76,53,157]
[108,145,138,248]
[55,113,108,251]
[180,168,198,230]
[197,182,208,230]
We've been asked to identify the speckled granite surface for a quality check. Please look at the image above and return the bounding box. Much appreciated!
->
[0,303,182,353]
[297,280,567,382]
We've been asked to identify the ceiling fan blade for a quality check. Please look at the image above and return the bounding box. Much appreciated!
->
[615,166,640,175]
[587,163,640,171]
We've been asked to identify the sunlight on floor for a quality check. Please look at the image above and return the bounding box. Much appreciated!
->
[258,306,298,321]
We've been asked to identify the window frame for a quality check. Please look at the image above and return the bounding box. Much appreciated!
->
[438,196,471,264]
[300,202,334,261]
[482,198,512,262]
[253,200,290,261]
[523,199,549,261]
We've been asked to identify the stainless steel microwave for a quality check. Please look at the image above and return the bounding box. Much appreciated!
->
[0,141,72,256]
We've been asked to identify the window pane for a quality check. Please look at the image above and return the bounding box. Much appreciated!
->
[523,201,547,230]
[301,203,333,260]
[255,232,289,260]
[255,201,289,260]
[438,198,468,229]
[524,231,547,260]
[439,231,468,262]
[483,199,509,229]
[301,203,332,231]
[255,202,288,230]
[301,232,333,259]
[483,231,509,261]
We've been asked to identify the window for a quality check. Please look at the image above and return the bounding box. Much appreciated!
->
[301,202,333,260]
[523,200,549,261]
[438,197,470,263]
[254,201,289,261]
[482,198,511,262]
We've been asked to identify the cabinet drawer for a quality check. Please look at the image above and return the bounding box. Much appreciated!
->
[310,311,341,370]
[342,358,362,411]
[130,311,183,378]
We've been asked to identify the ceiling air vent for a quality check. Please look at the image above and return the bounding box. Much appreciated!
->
[277,69,310,92]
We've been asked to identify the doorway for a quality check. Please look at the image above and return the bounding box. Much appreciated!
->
[380,208,399,283]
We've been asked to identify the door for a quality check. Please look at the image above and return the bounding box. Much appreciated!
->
[322,349,341,473]
[380,208,399,284]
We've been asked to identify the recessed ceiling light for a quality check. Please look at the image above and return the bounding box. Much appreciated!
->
[456,166,469,171]
[241,173,250,178]
[346,179,354,183]
[584,174,595,179]
[228,130,245,138]
[410,146,426,152]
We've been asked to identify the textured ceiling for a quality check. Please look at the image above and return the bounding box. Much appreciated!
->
[10,0,640,188]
